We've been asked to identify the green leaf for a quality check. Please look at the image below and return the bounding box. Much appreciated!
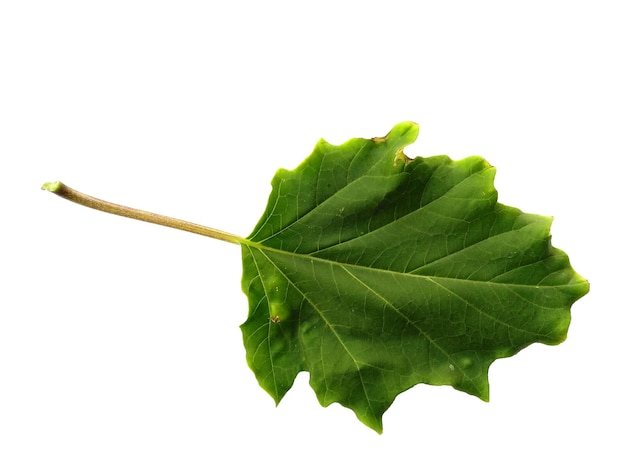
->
[240,122,589,433]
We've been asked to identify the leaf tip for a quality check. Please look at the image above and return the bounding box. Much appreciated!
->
[357,414,384,434]
[372,121,419,146]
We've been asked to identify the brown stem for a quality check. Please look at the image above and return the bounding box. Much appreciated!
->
[41,181,243,244]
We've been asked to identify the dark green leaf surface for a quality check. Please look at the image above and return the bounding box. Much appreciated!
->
[240,122,589,432]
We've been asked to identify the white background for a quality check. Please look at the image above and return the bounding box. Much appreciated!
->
[1,1,623,468]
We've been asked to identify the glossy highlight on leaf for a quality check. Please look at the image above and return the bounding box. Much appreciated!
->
[239,122,589,433]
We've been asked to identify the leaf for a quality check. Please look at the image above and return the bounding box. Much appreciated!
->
[239,122,589,433]
[40,122,589,433]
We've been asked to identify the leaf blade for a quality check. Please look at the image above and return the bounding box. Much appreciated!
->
[240,122,589,432]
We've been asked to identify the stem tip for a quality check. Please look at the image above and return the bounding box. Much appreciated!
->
[42,181,63,192]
